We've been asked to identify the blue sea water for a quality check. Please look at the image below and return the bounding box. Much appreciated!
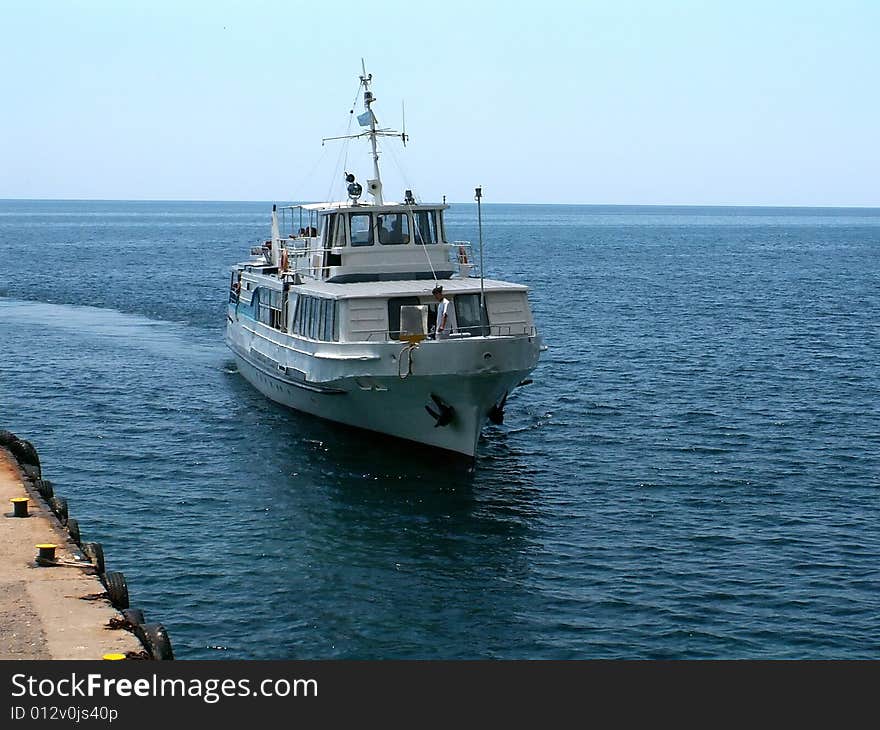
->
[1,200,879,659]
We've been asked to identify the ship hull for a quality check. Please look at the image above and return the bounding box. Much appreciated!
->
[226,318,540,458]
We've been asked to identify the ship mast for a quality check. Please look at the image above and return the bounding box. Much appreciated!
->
[322,63,407,205]
[360,61,383,204]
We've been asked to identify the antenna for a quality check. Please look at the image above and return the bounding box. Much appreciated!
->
[476,186,485,317]
[402,101,408,146]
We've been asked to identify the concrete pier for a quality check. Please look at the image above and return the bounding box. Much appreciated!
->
[0,448,141,659]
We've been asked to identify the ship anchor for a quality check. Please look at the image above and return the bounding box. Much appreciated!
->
[425,393,455,428]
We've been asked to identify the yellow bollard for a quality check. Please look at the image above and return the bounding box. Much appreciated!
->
[35,544,57,562]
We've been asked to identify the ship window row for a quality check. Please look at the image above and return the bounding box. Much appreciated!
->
[322,210,443,247]
[292,294,338,341]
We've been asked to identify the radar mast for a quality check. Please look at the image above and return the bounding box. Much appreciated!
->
[322,62,408,205]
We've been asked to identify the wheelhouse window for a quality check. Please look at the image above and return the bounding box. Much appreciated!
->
[378,213,410,244]
[323,213,343,265]
[413,210,437,244]
[350,213,373,246]
[323,213,337,249]
[331,213,346,246]
[454,293,489,336]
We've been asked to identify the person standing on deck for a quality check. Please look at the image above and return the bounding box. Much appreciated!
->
[433,285,451,340]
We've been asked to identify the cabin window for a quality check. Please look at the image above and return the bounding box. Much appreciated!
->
[305,297,312,335]
[292,295,304,336]
[294,296,302,334]
[272,290,285,329]
[311,298,321,340]
[313,298,322,340]
[309,299,322,340]
[387,297,421,340]
[350,213,373,246]
[321,299,329,340]
[258,288,269,326]
[287,292,299,332]
[454,293,489,336]
[250,289,260,320]
[254,288,285,330]
[322,299,335,341]
[293,296,302,334]
[378,213,410,244]
[303,297,315,337]
[413,210,437,244]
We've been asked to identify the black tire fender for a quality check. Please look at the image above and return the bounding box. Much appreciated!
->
[135,623,174,660]
[0,430,19,449]
[81,541,105,574]
[49,496,68,526]
[34,479,54,500]
[67,517,81,545]
[11,439,41,473]
[121,607,146,626]
[102,571,130,610]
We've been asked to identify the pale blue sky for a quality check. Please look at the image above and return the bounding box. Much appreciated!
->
[1,0,878,205]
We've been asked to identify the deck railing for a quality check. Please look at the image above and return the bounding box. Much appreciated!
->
[358,324,536,342]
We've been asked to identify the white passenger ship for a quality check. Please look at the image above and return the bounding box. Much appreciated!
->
[225,68,542,458]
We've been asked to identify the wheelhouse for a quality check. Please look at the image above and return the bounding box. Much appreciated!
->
[269,202,463,284]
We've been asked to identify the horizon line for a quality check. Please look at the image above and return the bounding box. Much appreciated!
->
[2,197,879,210]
